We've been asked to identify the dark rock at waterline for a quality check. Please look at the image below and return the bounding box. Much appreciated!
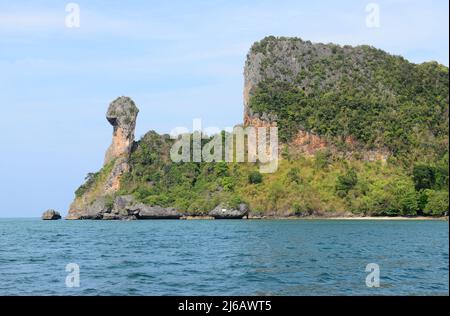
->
[86,197,111,219]
[102,213,137,220]
[133,204,181,219]
[111,195,181,219]
[42,209,62,220]
[209,203,249,219]
[67,197,111,220]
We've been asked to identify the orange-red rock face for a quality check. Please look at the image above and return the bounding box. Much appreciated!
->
[105,127,133,165]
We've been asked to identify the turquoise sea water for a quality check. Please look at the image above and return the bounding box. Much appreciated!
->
[0,219,448,296]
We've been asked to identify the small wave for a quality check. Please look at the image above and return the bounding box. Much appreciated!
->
[127,272,155,280]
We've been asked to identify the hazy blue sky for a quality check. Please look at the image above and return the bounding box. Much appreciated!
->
[0,0,448,217]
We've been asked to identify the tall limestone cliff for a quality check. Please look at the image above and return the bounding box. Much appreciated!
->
[66,97,139,219]
[244,37,341,121]
[244,36,448,163]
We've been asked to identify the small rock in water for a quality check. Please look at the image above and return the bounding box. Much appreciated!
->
[42,209,62,220]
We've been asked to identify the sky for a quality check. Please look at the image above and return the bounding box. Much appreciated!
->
[0,0,448,217]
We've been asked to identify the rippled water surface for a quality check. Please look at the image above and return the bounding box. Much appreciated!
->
[0,219,448,295]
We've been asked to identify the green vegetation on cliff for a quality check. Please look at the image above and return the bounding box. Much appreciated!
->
[103,130,448,217]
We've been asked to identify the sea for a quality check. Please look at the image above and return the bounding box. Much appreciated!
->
[0,219,448,295]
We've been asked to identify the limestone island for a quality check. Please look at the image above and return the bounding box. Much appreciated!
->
[64,37,449,220]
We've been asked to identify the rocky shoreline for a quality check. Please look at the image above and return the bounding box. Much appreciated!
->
[45,203,448,221]
[64,194,249,220]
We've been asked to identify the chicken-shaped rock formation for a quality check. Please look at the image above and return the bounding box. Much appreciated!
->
[66,97,139,219]
[104,97,139,164]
